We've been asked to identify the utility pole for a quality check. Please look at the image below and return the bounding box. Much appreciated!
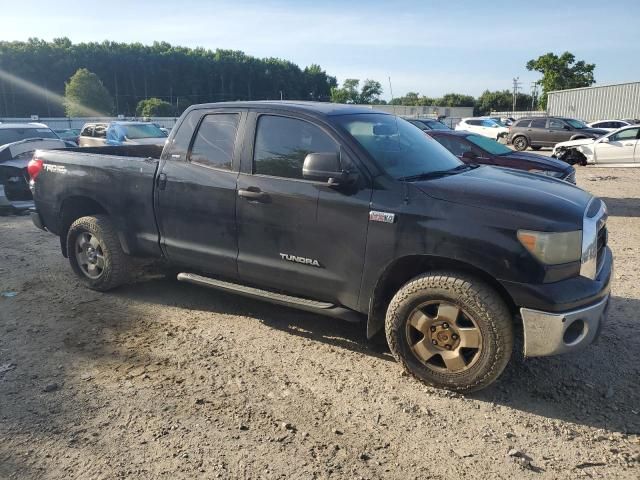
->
[512,77,521,113]
[530,82,539,110]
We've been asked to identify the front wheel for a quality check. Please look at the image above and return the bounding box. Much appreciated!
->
[385,272,513,392]
[67,215,131,291]
[512,136,529,151]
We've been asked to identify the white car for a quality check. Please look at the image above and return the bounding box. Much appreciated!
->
[552,124,640,165]
[455,118,509,140]
[586,119,635,132]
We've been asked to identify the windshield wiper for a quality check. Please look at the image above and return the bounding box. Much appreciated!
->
[399,164,476,181]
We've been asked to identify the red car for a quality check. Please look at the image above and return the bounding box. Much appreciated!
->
[425,130,576,184]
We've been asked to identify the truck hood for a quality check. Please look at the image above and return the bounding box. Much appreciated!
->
[0,138,66,163]
[555,137,596,149]
[501,151,572,173]
[412,165,591,227]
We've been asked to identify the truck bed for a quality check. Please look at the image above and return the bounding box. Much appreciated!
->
[32,146,162,258]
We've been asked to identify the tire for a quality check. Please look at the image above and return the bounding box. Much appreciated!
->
[385,271,513,393]
[67,215,130,291]
[531,146,542,151]
[512,136,528,151]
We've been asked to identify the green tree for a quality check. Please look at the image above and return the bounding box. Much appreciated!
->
[63,68,113,116]
[526,52,595,108]
[474,90,533,115]
[331,78,383,104]
[0,38,337,116]
[438,93,476,107]
[359,79,383,104]
[136,97,173,117]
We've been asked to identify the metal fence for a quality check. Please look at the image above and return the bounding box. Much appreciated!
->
[547,82,640,121]
[0,116,180,130]
[489,111,548,119]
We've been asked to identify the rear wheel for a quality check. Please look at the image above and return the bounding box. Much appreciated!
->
[385,272,513,392]
[67,215,130,291]
[512,136,528,151]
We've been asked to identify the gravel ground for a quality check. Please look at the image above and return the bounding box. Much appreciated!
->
[0,167,638,479]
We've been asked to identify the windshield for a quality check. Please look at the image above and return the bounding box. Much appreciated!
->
[488,118,507,127]
[334,114,462,179]
[0,127,58,145]
[565,119,587,129]
[121,123,165,139]
[424,120,451,130]
[465,134,512,155]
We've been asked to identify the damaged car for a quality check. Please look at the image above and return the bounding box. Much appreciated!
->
[0,123,68,214]
[553,124,640,166]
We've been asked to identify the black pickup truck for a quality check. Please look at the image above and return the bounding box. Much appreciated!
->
[29,101,613,392]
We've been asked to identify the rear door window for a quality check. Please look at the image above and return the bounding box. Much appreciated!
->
[188,113,240,170]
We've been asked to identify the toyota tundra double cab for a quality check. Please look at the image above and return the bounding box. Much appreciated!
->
[28,101,613,392]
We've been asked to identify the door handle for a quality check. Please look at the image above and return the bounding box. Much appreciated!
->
[238,187,270,203]
[623,143,634,146]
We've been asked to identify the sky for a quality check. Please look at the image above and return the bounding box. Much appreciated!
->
[2,0,640,100]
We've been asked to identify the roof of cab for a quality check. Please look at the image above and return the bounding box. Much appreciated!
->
[186,101,390,117]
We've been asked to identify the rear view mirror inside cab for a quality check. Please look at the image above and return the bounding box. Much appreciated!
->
[373,124,396,136]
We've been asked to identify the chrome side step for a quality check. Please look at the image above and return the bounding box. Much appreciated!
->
[177,273,362,323]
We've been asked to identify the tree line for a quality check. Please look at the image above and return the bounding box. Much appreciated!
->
[0,38,595,118]
[0,38,337,117]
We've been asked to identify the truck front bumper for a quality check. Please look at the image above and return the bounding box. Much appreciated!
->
[520,295,610,357]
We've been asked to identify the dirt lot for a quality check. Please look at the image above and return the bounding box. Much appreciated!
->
[1,167,639,480]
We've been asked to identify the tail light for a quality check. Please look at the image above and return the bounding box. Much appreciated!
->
[27,158,44,180]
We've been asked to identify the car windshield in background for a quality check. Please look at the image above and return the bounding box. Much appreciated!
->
[334,114,462,179]
[424,120,450,130]
[565,119,587,129]
[122,124,165,139]
[465,134,513,155]
[0,128,58,145]
[488,118,507,127]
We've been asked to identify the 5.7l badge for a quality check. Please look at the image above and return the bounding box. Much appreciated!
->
[369,210,396,224]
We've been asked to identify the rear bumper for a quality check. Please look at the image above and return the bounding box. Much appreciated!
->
[520,294,610,357]
[30,209,47,231]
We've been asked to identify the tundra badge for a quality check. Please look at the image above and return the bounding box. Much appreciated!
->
[369,211,395,224]
[280,253,321,267]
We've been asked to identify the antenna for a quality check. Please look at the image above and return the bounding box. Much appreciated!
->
[388,76,396,115]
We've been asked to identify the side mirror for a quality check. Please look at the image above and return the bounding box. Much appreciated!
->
[600,137,610,143]
[303,152,356,186]
[563,125,571,130]
[461,150,477,160]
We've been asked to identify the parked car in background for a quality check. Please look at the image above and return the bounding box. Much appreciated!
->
[455,117,509,140]
[553,124,640,165]
[406,118,452,131]
[586,119,638,132]
[508,117,607,151]
[426,130,575,183]
[0,127,66,213]
[78,122,167,147]
[78,123,108,147]
[54,128,81,145]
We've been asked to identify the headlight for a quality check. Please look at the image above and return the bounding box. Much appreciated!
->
[528,169,564,178]
[517,230,582,265]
